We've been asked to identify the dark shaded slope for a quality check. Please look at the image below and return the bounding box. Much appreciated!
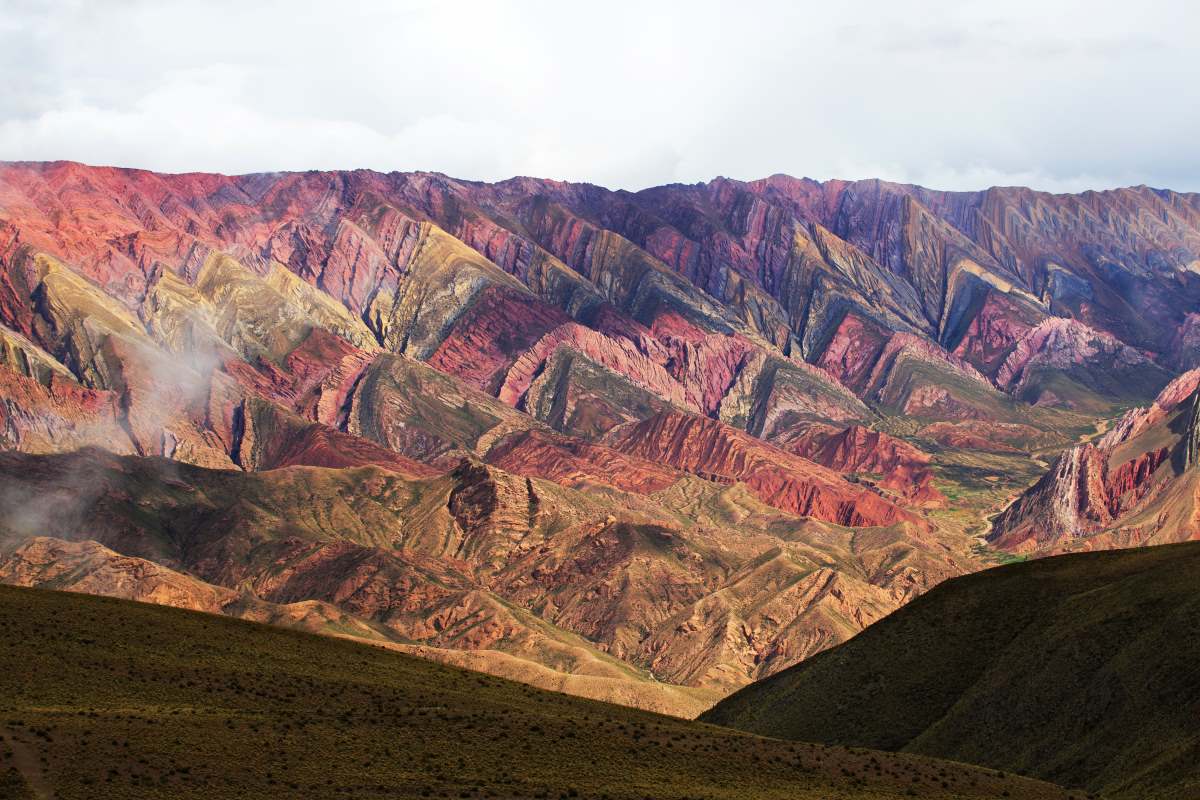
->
[0,585,1074,800]
[702,542,1200,800]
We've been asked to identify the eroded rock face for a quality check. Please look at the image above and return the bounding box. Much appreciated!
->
[498,322,691,411]
[427,285,570,394]
[815,313,894,394]
[951,290,1041,375]
[995,318,1172,407]
[990,444,1115,551]
[991,378,1200,553]
[0,369,134,455]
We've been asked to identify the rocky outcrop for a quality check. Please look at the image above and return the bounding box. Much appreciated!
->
[0,368,134,455]
[814,312,895,394]
[950,289,1041,375]
[498,321,691,411]
[346,353,542,466]
[427,285,569,393]
[989,444,1115,551]
[991,378,1200,552]
[521,347,678,439]
[816,314,995,417]
[446,460,546,567]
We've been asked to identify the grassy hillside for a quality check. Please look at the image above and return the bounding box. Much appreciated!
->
[0,585,1076,800]
[702,543,1200,800]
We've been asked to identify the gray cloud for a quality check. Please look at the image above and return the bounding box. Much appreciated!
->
[0,0,1197,192]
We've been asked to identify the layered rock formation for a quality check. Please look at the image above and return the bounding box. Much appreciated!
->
[779,424,945,506]
[991,370,1200,552]
[0,447,968,709]
[2,159,1198,712]
[605,411,918,528]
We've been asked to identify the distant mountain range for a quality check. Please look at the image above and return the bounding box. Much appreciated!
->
[2,160,1200,716]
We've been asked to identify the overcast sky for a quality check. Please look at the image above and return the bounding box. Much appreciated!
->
[2,0,1198,192]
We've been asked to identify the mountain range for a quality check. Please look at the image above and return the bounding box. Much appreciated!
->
[2,160,1200,717]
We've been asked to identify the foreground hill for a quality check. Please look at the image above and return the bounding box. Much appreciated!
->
[702,542,1200,800]
[0,585,1075,800]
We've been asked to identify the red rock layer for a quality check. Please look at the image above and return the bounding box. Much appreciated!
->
[817,314,989,410]
[484,429,680,495]
[254,423,438,478]
[990,431,1178,553]
[1104,447,1170,515]
[951,291,1039,375]
[0,368,133,454]
[781,424,946,507]
[498,322,691,410]
[427,285,570,393]
[659,330,758,415]
[605,411,919,528]
[222,328,376,426]
[815,313,893,393]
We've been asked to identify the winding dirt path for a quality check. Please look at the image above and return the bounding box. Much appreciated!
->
[2,728,54,800]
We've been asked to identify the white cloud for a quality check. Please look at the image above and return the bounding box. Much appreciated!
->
[1,0,1197,192]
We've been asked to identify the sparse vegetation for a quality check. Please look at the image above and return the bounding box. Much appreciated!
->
[0,584,1073,799]
[703,542,1200,800]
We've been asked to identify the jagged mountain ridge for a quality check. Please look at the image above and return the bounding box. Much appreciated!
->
[1,160,1198,714]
